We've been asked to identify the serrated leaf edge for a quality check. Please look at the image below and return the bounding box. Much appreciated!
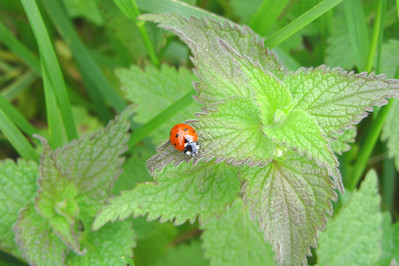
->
[289,66,399,135]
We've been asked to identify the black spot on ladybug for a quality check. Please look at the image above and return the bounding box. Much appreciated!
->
[174,143,177,146]
[175,134,179,138]
[184,128,188,131]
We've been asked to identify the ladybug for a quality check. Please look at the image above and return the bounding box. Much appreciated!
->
[170,123,200,156]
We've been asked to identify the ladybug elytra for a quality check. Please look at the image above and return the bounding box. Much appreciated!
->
[170,123,200,156]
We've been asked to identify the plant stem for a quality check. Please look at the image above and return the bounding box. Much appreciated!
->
[365,0,386,72]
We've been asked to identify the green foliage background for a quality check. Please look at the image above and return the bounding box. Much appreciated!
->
[0,0,398,265]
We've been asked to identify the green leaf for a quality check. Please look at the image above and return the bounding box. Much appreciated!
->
[343,0,369,71]
[380,39,399,78]
[285,66,399,135]
[140,13,286,106]
[52,106,133,216]
[62,0,103,25]
[218,40,292,125]
[317,169,383,265]
[99,0,149,62]
[378,212,399,265]
[66,221,135,265]
[133,219,179,266]
[325,8,356,69]
[263,109,342,191]
[116,64,200,144]
[35,136,81,254]
[111,146,153,195]
[201,199,276,266]
[93,161,240,230]
[154,241,209,266]
[381,99,399,171]
[0,160,38,257]
[330,128,356,154]
[146,97,276,174]
[241,155,336,265]
[14,204,67,266]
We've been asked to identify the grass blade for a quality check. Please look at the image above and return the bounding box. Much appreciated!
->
[42,61,65,148]
[0,109,38,161]
[0,21,41,73]
[248,0,289,36]
[347,100,393,190]
[0,94,37,137]
[1,70,37,101]
[21,0,78,142]
[40,0,126,114]
[265,0,344,48]
[365,0,386,72]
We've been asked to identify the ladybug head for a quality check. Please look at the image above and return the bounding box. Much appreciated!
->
[184,141,200,156]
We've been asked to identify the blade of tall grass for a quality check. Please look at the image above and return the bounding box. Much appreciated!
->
[114,0,160,67]
[248,0,289,37]
[0,22,41,73]
[39,0,126,114]
[136,0,225,21]
[21,0,78,142]
[375,0,387,74]
[344,0,369,71]
[365,0,386,72]
[0,94,37,137]
[1,70,37,101]
[265,0,344,48]
[0,109,38,161]
[42,61,65,148]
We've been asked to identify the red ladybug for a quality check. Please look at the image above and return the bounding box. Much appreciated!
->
[170,123,200,156]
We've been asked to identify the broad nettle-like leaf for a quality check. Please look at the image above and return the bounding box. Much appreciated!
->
[378,212,399,265]
[141,13,399,264]
[14,204,67,266]
[140,13,286,106]
[285,66,399,135]
[35,136,81,254]
[53,106,133,216]
[66,221,135,266]
[241,154,336,265]
[382,99,399,171]
[201,199,276,266]
[220,41,341,189]
[0,159,38,258]
[15,107,133,260]
[317,170,383,265]
[116,64,201,144]
[330,127,356,155]
[93,161,240,230]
